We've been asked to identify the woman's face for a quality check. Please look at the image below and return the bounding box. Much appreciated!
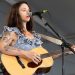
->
[19,3,31,22]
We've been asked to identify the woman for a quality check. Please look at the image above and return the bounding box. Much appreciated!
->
[0,1,45,75]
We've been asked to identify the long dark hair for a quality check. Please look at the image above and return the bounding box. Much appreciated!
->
[7,1,33,32]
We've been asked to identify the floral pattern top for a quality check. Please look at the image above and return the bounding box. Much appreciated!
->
[3,26,43,50]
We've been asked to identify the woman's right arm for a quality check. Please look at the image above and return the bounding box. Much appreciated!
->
[0,31,27,57]
[0,31,41,64]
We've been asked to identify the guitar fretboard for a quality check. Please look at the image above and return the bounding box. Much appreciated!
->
[41,49,73,59]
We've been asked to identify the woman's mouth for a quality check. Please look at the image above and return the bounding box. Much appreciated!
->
[26,16,30,18]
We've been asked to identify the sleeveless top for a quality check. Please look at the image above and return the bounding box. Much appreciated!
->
[3,26,43,51]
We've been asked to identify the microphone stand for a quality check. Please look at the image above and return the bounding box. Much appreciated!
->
[42,19,75,75]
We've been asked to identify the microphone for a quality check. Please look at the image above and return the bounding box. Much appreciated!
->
[32,9,48,15]
[28,9,48,17]
[28,12,32,17]
[32,9,48,18]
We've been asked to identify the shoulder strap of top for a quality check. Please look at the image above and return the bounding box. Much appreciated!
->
[3,26,21,35]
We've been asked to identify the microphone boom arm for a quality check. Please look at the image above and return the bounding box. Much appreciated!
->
[44,21,75,54]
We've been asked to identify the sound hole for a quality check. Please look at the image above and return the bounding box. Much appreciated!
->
[28,60,42,68]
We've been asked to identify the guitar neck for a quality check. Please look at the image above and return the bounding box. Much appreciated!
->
[39,33,62,45]
[41,49,73,59]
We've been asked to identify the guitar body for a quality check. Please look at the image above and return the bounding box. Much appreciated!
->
[1,47,54,75]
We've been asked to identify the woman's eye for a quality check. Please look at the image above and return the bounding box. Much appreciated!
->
[22,10,26,12]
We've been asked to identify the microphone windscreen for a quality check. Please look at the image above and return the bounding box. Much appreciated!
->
[28,12,32,17]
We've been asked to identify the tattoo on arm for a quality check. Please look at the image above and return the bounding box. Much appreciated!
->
[1,31,13,46]
[4,45,22,53]
[2,32,11,40]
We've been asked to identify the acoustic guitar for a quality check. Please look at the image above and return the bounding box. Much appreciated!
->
[1,46,73,75]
